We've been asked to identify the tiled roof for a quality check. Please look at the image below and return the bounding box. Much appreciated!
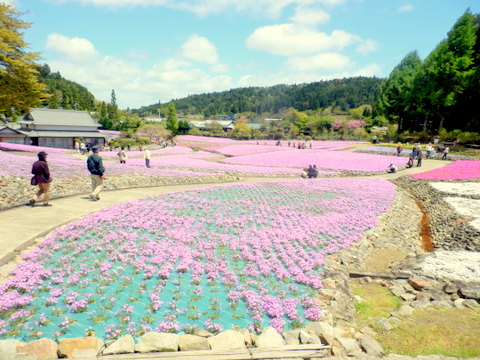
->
[23,108,98,127]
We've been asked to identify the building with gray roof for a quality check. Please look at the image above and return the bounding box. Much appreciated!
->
[0,108,107,149]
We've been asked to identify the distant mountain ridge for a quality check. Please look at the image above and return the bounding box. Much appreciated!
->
[133,76,383,117]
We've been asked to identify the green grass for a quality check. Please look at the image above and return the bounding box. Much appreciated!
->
[378,308,480,358]
[351,281,480,358]
[351,281,401,325]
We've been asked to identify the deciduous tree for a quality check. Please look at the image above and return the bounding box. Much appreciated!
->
[0,4,48,118]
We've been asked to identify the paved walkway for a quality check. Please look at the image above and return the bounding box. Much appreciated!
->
[0,159,450,268]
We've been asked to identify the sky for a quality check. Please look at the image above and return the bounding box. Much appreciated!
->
[4,0,480,109]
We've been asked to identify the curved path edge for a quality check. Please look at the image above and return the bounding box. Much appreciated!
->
[0,159,450,269]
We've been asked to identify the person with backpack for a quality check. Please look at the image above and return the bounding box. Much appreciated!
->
[87,146,105,201]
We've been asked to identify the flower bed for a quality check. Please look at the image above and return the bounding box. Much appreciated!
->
[410,160,480,180]
[0,150,220,178]
[358,145,477,160]
[221,149,406,172]
[0,179,395,341]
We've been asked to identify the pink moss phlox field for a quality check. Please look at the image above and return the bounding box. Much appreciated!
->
[0,142,71,153]
[411,160,480,180]
[0,179,395,340]
[98,146,193,158]
[221,149,406,172]
[0,149,220,178]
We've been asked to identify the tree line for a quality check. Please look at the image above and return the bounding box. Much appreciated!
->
[381,10,480,138]
[133,77,382,119]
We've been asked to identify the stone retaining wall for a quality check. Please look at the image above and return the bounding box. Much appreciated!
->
[393,176,480,251]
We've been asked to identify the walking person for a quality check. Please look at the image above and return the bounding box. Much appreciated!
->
[442,146,449,160]
[144,148,151,168]
[396,142,403,156]
[117,147,127,164]
[28,151,52,207]
[417,149,423,167]
[87,146,105,201]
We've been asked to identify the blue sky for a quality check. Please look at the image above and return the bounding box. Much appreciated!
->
[6,0,480,109]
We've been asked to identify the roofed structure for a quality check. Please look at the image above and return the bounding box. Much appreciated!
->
[0,108,107,149]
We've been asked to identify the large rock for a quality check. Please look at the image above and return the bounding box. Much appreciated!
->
[102,335,135,355]
[17,339,58,360]
[178,335,210,351]
[282,329,300,345]
[0,339,24,360]
[336,337,362,356]
[305,321,335,346]
[358,334,384,356]
[255,327,285,348]
[207,330,246,350]
[460,286,480,300]
[58,337,103,358]
[395,304,415,317]
[135,332,179,353]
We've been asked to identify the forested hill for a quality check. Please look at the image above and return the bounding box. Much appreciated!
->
[36,64,96,111]
[134,77,383,117]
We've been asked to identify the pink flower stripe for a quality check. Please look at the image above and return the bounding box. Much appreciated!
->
[0,142,71,153]
[411,160,480,180]
[221,149,406,172]
[99,146,193,158]
[126,154,329,175]
[214,145,290,156]
[0,178,395,339]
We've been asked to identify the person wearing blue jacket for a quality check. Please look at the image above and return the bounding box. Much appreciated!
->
[86,146,105,201]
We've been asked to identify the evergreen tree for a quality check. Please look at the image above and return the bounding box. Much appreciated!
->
[108,89,118,121]
[381,51,422,132]
[0,4,49,118]
[166,102,179,134]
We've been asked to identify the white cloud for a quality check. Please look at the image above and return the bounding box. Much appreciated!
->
[286,52,352,72]
[45,33,99,62]
[0,0,16,6]
[48,0,343,18]
[356,39,378,55]
[181,34,228,73]
[290,6,330,26]
[44,34,235,107]
[397,4,413,13]
[182,35,219,65]
[246,24,361,56]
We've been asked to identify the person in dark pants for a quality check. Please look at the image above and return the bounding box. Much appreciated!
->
[417,149,423,167]
[29,151,52,207]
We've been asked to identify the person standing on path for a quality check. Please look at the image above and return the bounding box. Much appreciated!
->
[144,148,151,168]
[28,151,52,207]
[442,146,450,160]
[87,146,105,201]
[396,142,403,156]
[117,147,127,164]
[417,149,423,167]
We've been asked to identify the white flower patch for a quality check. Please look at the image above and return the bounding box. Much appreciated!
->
[443,197,480,231]
[429,182,480,197]
[419,250,480,283]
